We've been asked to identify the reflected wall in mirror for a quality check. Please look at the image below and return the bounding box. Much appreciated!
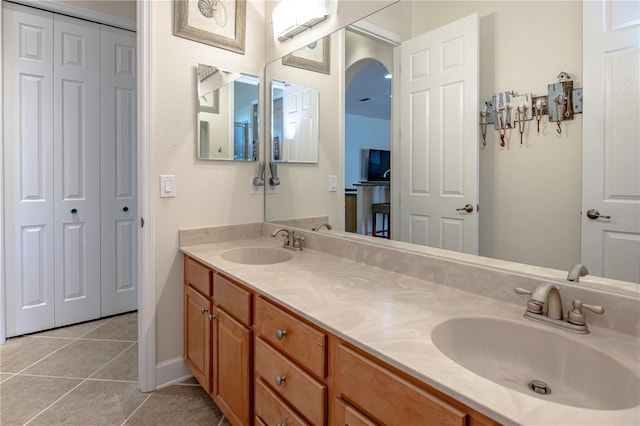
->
[264,1,640,286]
[197,64,259,161]
[271,80,320,163]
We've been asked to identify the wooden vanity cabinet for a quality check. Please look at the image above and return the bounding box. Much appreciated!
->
[212,273,253,426]
[254,296,328,425]
[183,257,213,393]
[333,341,501,426]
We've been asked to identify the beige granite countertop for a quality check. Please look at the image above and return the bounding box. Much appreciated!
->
[180,236,640,426]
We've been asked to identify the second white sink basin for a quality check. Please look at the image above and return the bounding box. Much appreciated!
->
[431,317,639,410]
[220,247,293,265]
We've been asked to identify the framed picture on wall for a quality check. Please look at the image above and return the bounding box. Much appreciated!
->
[282,35,331,74]
[174,0,246,54]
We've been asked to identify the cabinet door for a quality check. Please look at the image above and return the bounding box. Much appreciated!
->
[184,285,213,393]
[213,308,252,425]
[335,398,378,426]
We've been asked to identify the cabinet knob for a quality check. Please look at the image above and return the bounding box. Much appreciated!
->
[208,314,215,321]
[275,375,286,386]
[200,307,208,314]
[275,329,287,340]
[276,423,286,426]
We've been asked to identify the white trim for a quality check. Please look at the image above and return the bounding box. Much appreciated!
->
[155,356,192,390]
[0,4,6,345]
[347,18,406,47]
[137,0,156,393]
[8,0,136,31]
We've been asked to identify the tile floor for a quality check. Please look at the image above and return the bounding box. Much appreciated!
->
[0,312,230,426]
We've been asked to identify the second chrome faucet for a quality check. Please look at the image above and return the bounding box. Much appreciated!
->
[515,282,604,334]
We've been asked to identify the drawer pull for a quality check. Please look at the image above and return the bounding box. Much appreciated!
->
[275,329,287,340]
[208,314,215,321]
[276,423,286,426]
[200,307,208,314]
[275,375,286,386]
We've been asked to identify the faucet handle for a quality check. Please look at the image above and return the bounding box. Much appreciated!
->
[514,287,532,296]
[567,299,604,326]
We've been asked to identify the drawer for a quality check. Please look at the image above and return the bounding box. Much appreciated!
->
[335,343,468,426]
[213,273,252,326]
[335,398,378,426]
[184,256,212,297]
[254,337,326,425]
[254,297,327,379]
[255,377,310,426]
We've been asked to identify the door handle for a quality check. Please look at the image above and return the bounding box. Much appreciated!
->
[123,206,129,212]
[456,204,474,213]
[586,209,610,220]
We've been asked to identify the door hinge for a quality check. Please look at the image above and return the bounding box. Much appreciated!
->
[140,217,145,228]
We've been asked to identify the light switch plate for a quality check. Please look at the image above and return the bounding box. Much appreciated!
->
[328,175,337,192]
[160,175,176,198]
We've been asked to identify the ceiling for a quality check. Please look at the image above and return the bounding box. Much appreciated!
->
[345,61,392,120]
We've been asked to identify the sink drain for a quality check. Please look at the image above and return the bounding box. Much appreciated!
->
[528,379,551,395]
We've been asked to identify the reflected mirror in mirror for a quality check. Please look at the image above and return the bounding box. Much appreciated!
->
[271,80,319,163]
[197,64,259,161]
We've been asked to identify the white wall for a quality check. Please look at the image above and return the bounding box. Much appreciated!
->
[59,0,135,22]
[265,30,344,226]
[412,1,582,270]
[151,0,265,365]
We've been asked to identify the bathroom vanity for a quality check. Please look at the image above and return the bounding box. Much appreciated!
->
[180,223,640,426]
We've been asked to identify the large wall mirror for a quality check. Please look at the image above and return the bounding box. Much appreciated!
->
[197,64,260,161]
[264,1,640,290]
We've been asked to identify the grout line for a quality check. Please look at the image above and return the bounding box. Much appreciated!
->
[120,392,154,426]
[13,373,137,384]
[88,342,137,380]
[22,378,87,426]
[217,416,227,426]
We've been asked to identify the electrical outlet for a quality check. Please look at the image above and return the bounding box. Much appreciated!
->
[249,176,261,195]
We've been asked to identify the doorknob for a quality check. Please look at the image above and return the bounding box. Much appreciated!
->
[586,209,610,220]
[456,204,474,213]
[123,206,129,212]
[70,208,78,214]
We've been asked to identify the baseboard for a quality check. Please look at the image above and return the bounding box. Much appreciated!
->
[155,356,192,390]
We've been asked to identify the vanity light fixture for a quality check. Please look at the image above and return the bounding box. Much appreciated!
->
[272,0,337,42]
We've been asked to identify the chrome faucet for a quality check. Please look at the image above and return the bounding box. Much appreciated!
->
[270,228,305,251]
[312,223,332,232]
[567,263,589,282]
[515,283,604,334]
[382,169,391,179]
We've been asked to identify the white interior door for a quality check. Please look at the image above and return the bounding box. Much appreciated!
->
[53,14,101,327]
[582,0,640,283]
[283,84,318,162]
[398,14,479,254]
[100,25,138,316]
[3,3,55,336]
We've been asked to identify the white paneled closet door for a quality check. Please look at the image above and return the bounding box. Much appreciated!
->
[100,26,138,316]
[3,4,56,336]
[53,14,102,327]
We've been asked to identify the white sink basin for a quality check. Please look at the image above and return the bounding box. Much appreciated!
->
[431,317,640,410]
[220,247,293,265]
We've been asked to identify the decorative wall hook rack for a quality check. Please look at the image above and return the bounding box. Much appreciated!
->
[479,71,583,147]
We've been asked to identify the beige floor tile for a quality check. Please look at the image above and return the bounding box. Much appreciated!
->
[22,339,132,378]
[35,317,111,338]
[0,336,73,373]
[124,384,223,426]
[83,312,138,341]
[91,343,138,381]
[0,375,82,425]
[28,380,147,426]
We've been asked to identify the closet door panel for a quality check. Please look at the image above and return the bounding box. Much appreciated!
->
[100,25,138,316]
[53,14,101,327]
[3,3,55,336]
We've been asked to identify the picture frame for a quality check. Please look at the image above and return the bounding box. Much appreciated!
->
[174,0,246,54]
[282,36,331,74]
